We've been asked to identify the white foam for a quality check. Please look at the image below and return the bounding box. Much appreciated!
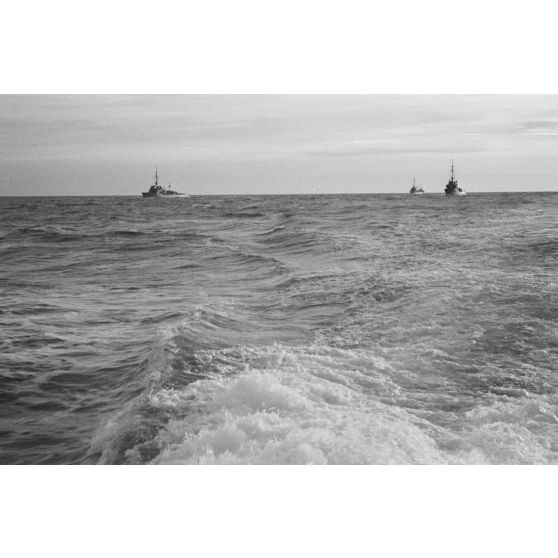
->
[92,342,558,465]
[141,344,447,464]
[451,397,558,464]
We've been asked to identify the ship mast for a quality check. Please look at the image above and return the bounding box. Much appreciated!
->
[451,160,454,182]
[155,167,158,187]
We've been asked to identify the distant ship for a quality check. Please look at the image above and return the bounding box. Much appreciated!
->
[409,177,425,194]
[142,168,188,198]
[444,161,465,195]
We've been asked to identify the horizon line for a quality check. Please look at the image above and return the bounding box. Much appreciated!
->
[2,190,558,198]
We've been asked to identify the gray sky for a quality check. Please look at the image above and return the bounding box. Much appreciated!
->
[2,95,558,195]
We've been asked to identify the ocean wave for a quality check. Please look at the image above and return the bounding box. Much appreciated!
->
[90,343,441,464]
[222,211,265,219]
[204,245,292,276]
[10,226,89,243]
[3,193,558,464]
[256,225,286,236]
[111,229,145,237]
[90,340,558,464]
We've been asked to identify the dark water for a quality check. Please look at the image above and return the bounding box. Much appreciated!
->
[1,193,557,464]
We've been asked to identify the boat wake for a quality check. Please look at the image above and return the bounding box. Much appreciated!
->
[2,192,557,464]
[90,319,558,465]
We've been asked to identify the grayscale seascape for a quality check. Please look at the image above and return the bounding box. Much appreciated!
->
[1,192,557,464]
[1,95,558,465]
[5,3,558,555]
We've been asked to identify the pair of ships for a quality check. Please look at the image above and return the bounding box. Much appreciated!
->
[409,161,465,195]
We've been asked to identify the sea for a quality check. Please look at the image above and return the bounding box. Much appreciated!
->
[1,192,557,464]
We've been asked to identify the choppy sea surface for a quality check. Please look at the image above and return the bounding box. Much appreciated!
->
[1,193,557,464]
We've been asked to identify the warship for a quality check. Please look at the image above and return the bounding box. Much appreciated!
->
[142,168,188,198]
[444,161,465,195]
[409,177,425,194]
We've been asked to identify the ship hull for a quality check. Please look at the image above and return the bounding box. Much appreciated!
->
[142,192,188,198]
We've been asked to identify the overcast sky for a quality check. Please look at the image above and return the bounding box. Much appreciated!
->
[1,95,558,195]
